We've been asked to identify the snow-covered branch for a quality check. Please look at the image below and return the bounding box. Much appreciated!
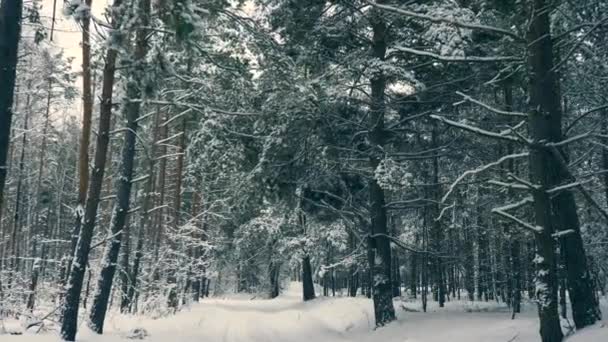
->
[487,180,529,190]
[365,0,524,41]
[492,208,542,233]
[455,91,527,117]
[545,132,592,148]
[390,46,522,63]
[430,114,521,142]
[440,152,529,203]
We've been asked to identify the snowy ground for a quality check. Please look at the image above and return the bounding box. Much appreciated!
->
[2,282,607,341]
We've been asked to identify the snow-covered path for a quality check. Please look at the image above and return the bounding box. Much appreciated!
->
[3,282,607,341]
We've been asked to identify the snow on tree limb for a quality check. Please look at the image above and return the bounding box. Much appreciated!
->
[440,152,529,203]
[487,180,529,190]
[546,179,593,194]
[455,91,527,117]
[492,209,542,233]
[492,196,534,212]
[430,114,521,142]
[365,0,524,41]
[545,132,591,148]
[390,46,522,63]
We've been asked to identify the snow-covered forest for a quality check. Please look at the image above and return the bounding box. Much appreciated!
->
[0,0,607,341]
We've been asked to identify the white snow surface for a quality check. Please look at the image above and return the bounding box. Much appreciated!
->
[2,282,607,341]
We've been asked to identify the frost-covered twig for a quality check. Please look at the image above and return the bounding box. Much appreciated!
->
[455,91,527,117]
[131,99,260,117]
[130,175,149,183]
[161,108,192,127]
[545,132,591,148]
[487,180,529,190]
[435,202,455,222]
[155,152,185,161]
[365,0,523,41]
[441,152,529,202]
[391,46,522,63]
[492,208,542,233]
[547,145,608,222]
[492,196,533,212]
[507,173,539,190]
[156,132,184,145]
[91,230,123,250]
[552,229,575,239]
[430,114,521,142]
[546,179,593,194]
[566,104,608,133]
[551,16,608,73]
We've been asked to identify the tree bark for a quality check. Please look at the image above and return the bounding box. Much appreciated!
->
[167,116,187,311]
[64,0,95,283]
[126,106,161,311]
[367,1,396,326]
[300,208,315,301]
[60,1,123,340]
[526,0,600,333]
[0,0,23,217]
[89,0,150,333]
[526,1,566,341]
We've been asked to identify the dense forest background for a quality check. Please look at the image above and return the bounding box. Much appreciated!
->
[0,0,607,341]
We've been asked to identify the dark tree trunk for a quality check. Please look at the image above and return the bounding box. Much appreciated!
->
[463,216,475,301]
[526,0,600,333]
[367,1,395,326]
[300,209,315,301]
[302,255,315,301]
[60,1,122,340]
[526,1,567,341]
[0,0,23,216]
[88,0,149,333]
[119,218,131,313]
[558,243,567,320]
[603,111,608,207]
[430,125,446,307]
[476,196,489,302]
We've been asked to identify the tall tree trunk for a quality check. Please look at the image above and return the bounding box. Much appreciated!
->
[526,0,600,333]
[430,125,446,307]
[65,0,95,284]
[0,0,23,217]
[89,0,150,333]
[367,1,395,326]
[602,111,608,207]
[526,1,565,341]
[27,80,53,311]
[167,116,186,311]
[476,193,489,302]
[126,106,161,311]
[60,1,123,340]
[8,96,28,285]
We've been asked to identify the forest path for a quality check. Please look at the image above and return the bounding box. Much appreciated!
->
[2,282,607,341]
